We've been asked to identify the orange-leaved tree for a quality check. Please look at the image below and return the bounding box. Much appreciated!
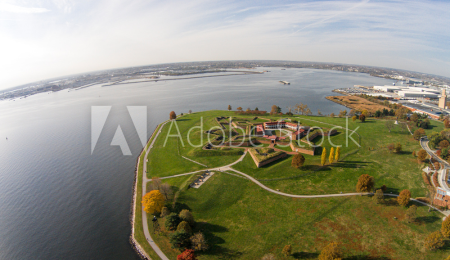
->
[318,242,342,260]
[356,174,374,192]
[170,111,177,120]
[397,189,411,207]
[442,216,450,238]
[142,190,165,214]
[292,153,305,168]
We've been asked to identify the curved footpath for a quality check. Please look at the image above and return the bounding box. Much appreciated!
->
[133,120,448,260]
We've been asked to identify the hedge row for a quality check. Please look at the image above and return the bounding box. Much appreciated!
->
[190,149,244,157]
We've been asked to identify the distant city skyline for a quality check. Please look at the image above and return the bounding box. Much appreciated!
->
[0,0,449,90]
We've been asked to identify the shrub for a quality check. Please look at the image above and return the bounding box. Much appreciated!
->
[424,231,445,250]
[170,231,191,250]
[394,143,402,153]
[352,115,357,121]
[177,221,192,234]
[161,207,170,218]
[319,242,342,260]
[356,174,374,192]
[442,216,450,238]
[397,190,411,207]
[165,213,181,231]
[179,209,195,226]
[190,232,208,251]
[440,140,450,148]
[291,153,305,168]
[282,245,292,256]
[177,249,197,260]
[405,205,417,223]
[373,189,384,204]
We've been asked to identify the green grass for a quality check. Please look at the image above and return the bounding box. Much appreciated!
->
[151,172,448,260]
[139,111,448,259]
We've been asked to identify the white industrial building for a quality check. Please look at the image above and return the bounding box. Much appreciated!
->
[397,91,439,98]
[373,86,402,92]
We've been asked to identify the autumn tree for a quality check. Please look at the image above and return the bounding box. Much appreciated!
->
[413,128,426,140]
[397,189,411,207]
[177,249,197,260]
[373,189,384,204]
[282,245,292,256]
[179,209,195,226]
[356,174,374,192]
[295,103,309,115]
[177,221,193,234]
[318,109,323,116]
[385,121,395,132]
[292,153,305,168]
[442,216,450,238]
[170,111,177,120]
[319,242,342,260]
[165,213,181,230]
[440,140,450,149]
[424,231,445,250]
[362,109,368,116]
[394,143,402,153]
[405,205,417,223]
[329,147,335,164]
[170,231,191,250]
[445,118,450,128]
[411,113,419,122]
[228,105,232,111]
[417,149,428,162]
[330,113,335,117]
[359,114,366,122]
[149,177,162,191]
[142,190,165,214]
[334,146,341,162]
[352,115,357,122]
[237,107,243,111]
[321,147,327,166]
[190,232,208,251]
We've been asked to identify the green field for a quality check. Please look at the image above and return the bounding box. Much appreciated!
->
[141,110,448,259]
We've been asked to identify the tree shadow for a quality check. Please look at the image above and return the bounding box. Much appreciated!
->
[259,155,291,168]
[292,251,319,259]
[329,161,371,169]
[345,255,391,260]
[172,202,191,213]
[198,245,243,259]
[175,118,191,121]
[415,216,440,224]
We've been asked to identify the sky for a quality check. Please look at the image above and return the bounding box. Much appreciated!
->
[0,0,449,90]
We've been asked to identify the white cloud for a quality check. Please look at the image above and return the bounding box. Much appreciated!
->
[0,3,49,13]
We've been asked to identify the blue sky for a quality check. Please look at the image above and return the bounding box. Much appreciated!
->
[0,0,449,90]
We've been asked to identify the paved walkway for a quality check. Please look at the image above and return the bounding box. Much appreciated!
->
[142,121,170,260]
[181,155,208,167]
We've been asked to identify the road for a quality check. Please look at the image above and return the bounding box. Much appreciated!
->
[420,137,450,191]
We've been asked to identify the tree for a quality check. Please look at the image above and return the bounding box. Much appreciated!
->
[385,121,395,132]
[442,216,450,238]
[352,115,357,122]
[190,232,208,251]
[177,249,197,260]
[237,107,243,111]
[338,110,347,117]
[170,231,191,250]
[170,111,177,120]
[318,242,342,260]
[318,109,323,116]
[161,207,170,218]
[359,114,366,122]
[261,253,276,260]
[329,147,335,164]
[179,209,195,226]
[165,213,181,230]
[295,103,309,115]
[321,147,327,166]
[142,190,165,214]
[411,113,419,122]
[330,113,335,117]
[362,109,368,116]
[282,245,292,256]
[228,105,232,111]
[373,189,384,204]
[445,118,450,128]
[149,177,162,191]
[394,143,402,153]
[397,189,411,207]
[334,146,341,162]
[356,174,374,192]
[160,183,173,200]
[375,110,382,118]
[405,205,417,223]
[417,149,428,162]
[424,231,445,250]
[255,107,259,111]
[292,153,305,168]
[189,110,192,114]
[270,105,278,115]
[440,140,450,149]
[177,221,192,234]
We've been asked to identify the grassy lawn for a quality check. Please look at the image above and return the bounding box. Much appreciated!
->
[149,172,449,260]
[140,111,449,259]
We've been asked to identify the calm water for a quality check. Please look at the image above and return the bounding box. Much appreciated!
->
[0,68,393,259]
